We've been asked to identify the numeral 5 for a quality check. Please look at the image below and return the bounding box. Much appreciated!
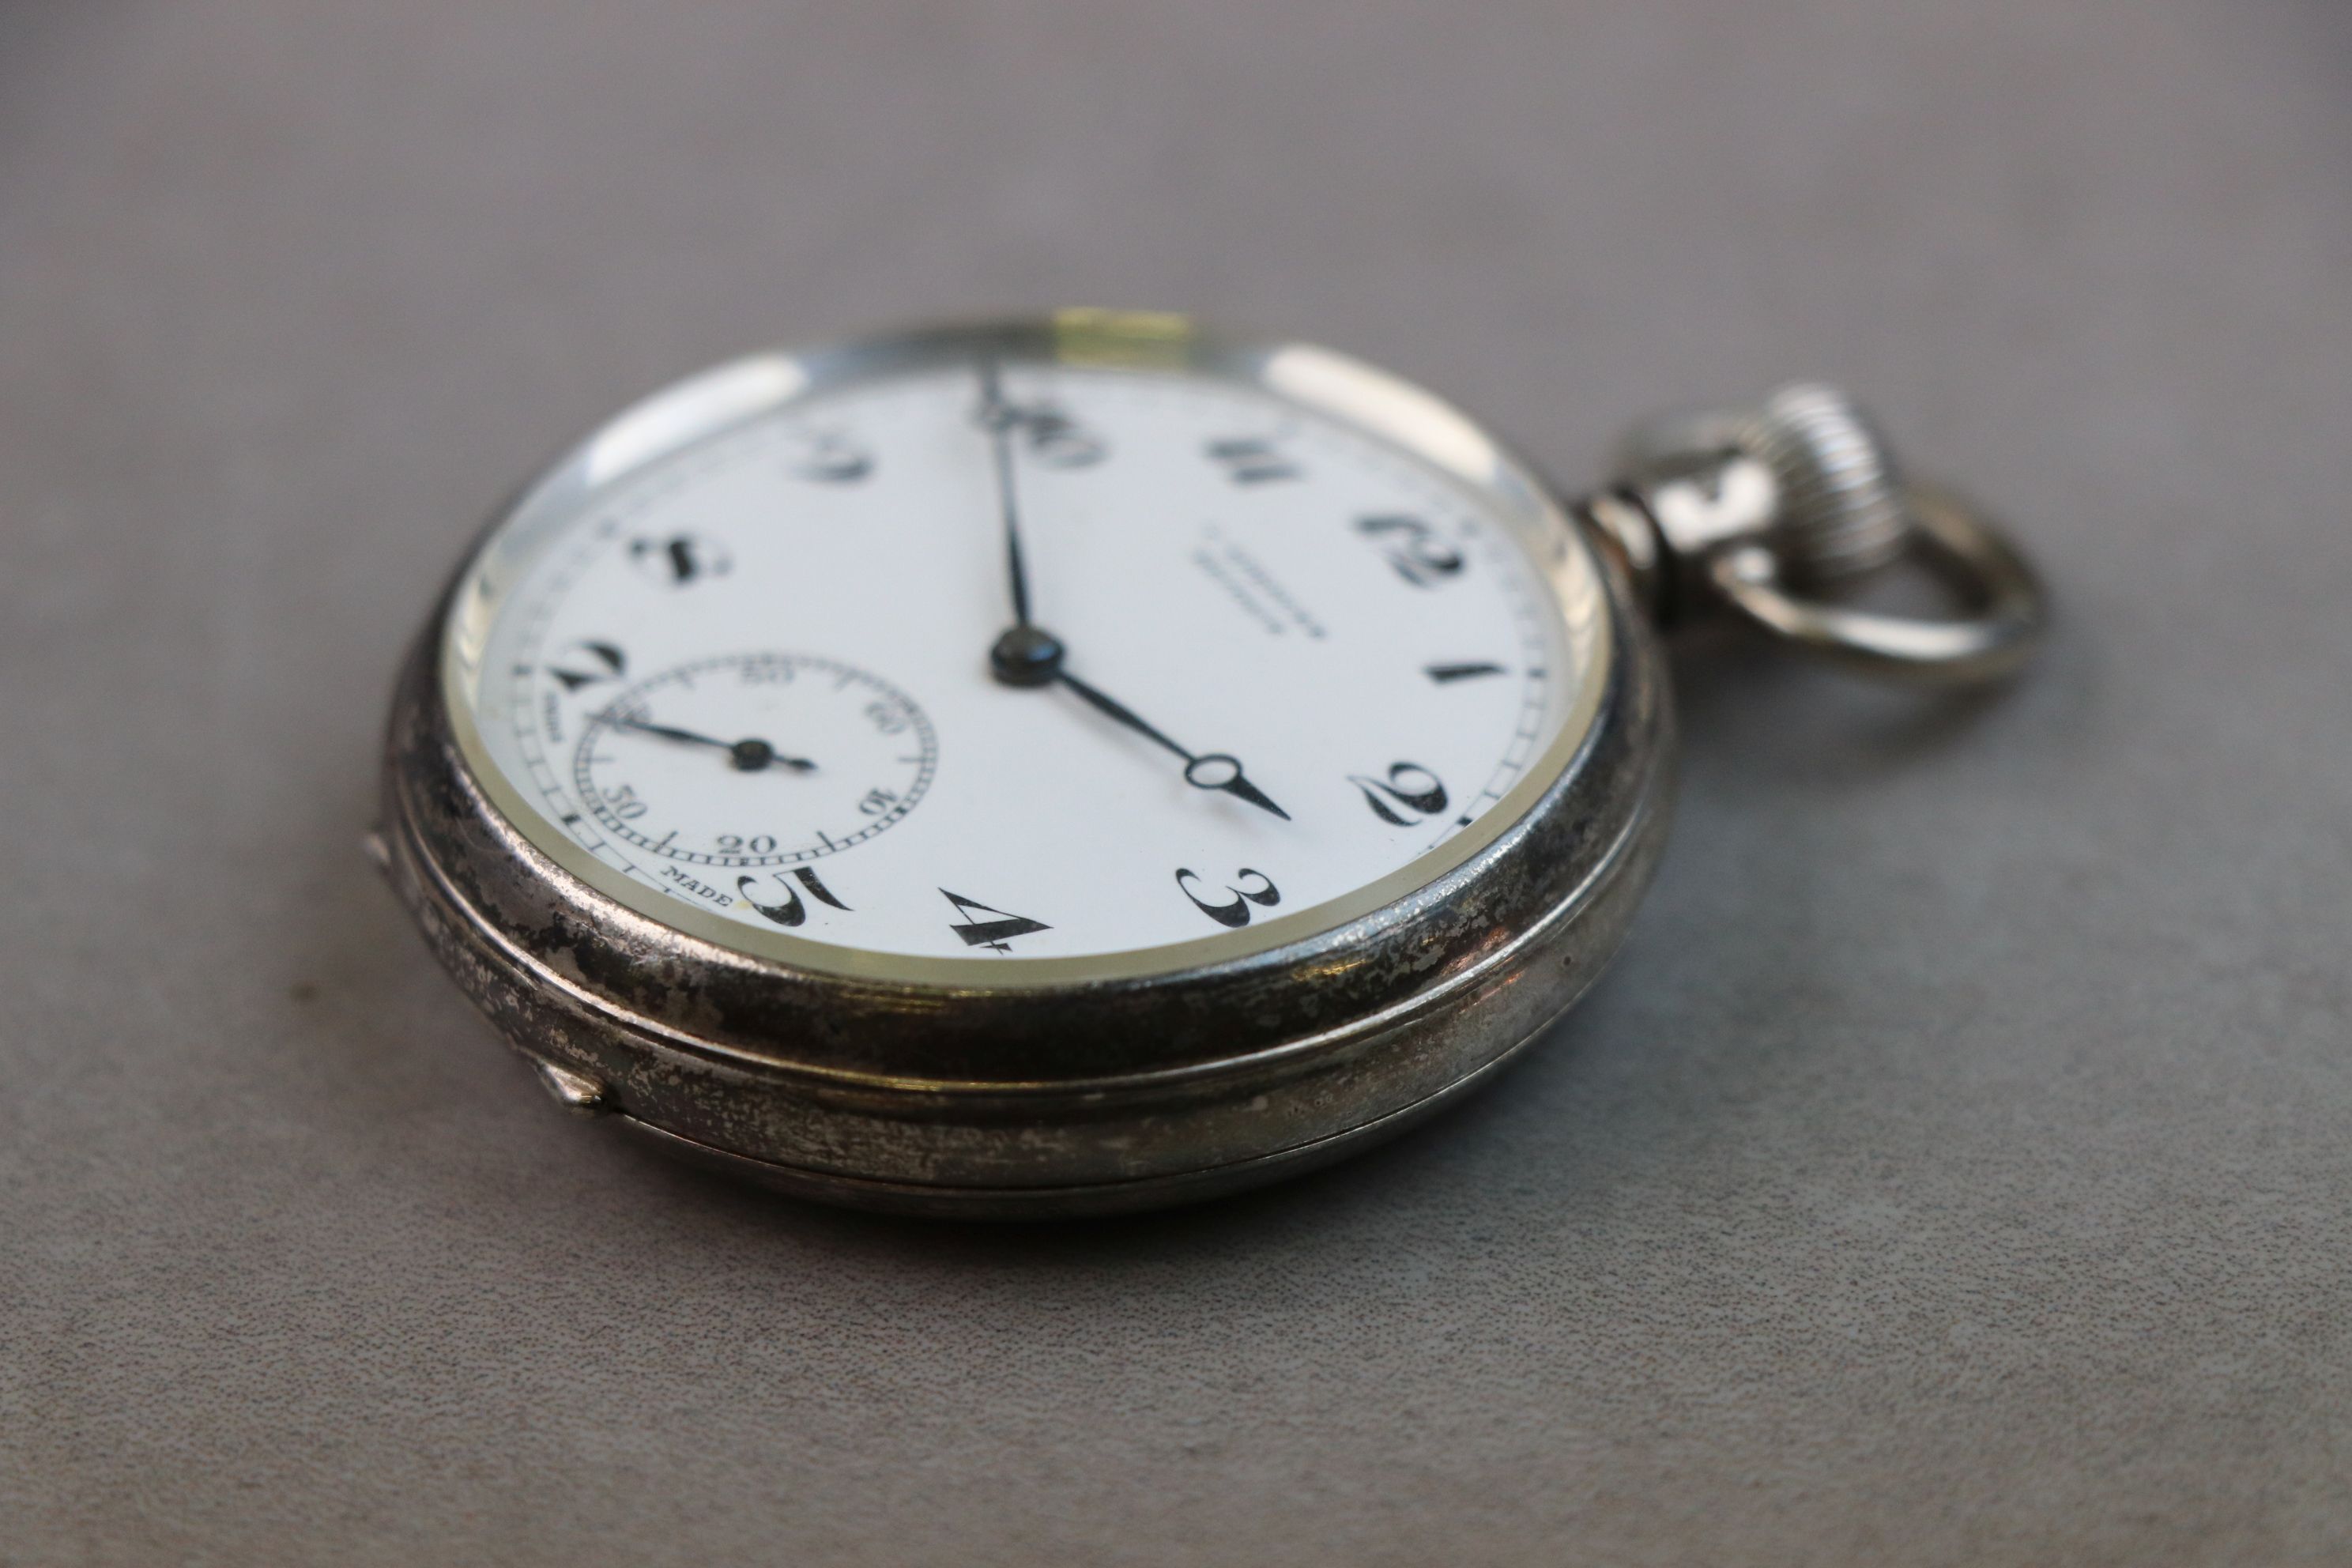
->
[738,868,850,928]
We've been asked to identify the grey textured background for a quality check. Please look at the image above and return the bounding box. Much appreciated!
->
[4,2,2348,1562]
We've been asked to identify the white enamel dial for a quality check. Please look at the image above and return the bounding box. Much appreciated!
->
[451,337,1606,971]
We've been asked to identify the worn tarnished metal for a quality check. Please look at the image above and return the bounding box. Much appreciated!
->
[379,536,1672,1215]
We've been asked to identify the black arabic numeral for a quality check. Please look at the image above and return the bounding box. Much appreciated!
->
[1205,436,1300,485]
[628,531,730,585]
[1351,762,1448,826]
[549,639,627,692]
[1356,514,1464,588]
[603,782,649,821]
[940,890,1051,952]
[1423,661,1504,684]
[1175,867,1282,929]
[739,867,853,929]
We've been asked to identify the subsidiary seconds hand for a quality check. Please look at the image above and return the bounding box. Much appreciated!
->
[602,712,816,774]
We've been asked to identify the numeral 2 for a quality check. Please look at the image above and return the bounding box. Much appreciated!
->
[1351,762,1448,826]
[738,868,852,928]
[1176,867,1281,929]
[1356,514,1464,587]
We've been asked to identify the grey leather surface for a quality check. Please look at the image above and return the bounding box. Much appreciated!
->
[5,2,2348,1562]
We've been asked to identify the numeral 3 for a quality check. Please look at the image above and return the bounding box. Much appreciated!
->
[1176,867,1281,929]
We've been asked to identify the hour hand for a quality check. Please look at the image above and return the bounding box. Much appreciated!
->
[1174,751,1289,821]
[1051,670,1290,821]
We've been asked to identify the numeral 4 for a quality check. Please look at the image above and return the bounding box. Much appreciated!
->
[940,890,1051,952]
[628,531,729,585]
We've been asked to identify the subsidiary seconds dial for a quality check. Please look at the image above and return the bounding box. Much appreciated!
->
[572,652,937,866]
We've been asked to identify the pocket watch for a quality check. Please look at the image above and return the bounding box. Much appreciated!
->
[375,310,2042,1216]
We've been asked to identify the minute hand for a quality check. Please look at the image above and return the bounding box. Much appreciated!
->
[1052,669,1290,821]
[974,356,1036,628]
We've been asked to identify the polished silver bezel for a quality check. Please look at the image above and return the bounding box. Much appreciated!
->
[380,311,1674,1212]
